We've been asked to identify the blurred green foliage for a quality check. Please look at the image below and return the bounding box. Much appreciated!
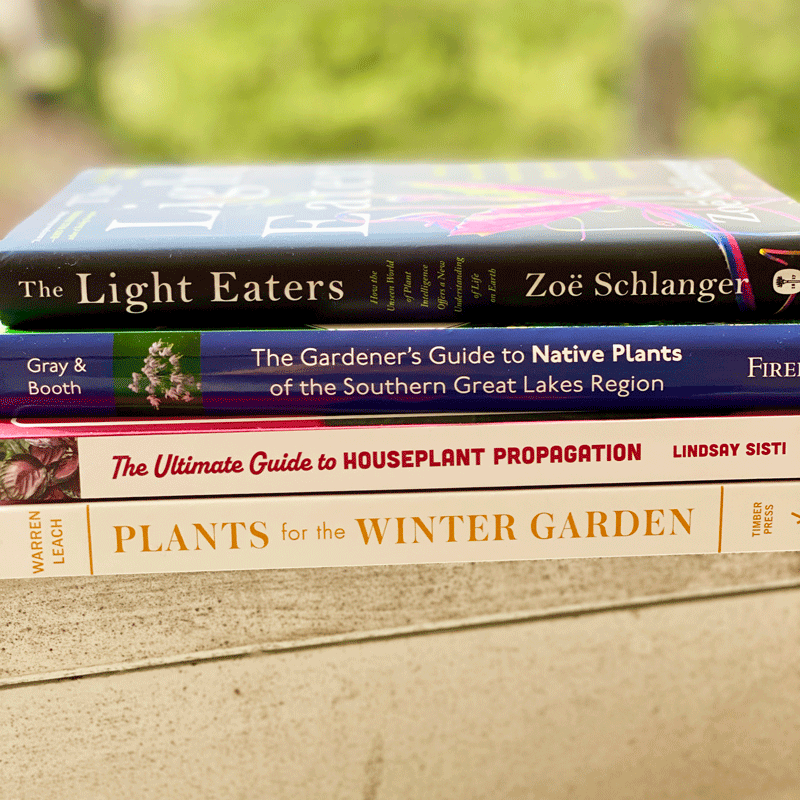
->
[95,0,800,197]
[101,0,628,161]
[688,0,800,196]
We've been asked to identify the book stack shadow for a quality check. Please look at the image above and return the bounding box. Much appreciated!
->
[1,159,800,579]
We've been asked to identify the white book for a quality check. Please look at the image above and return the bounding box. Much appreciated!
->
[1,410,799,504]
[4,479,796,579]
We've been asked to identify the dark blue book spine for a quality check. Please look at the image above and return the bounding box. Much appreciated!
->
[2,324,800,417]
[4,161,800,329]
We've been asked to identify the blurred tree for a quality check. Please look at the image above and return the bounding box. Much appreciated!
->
[629,0,692,155]
[100,0,627,162]
[0,0,80,102]
[38,0,113,115]
[7,0,799,200]
[689,0,800,196]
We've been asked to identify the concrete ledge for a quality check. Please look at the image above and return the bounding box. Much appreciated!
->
[3,551,799,680]
[2,582,799,799]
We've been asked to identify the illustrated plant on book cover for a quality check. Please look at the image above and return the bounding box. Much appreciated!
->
[0,438,79,504]
[128,339,202,410]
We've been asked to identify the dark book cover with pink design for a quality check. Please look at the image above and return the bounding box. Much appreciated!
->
[2,159,800,329]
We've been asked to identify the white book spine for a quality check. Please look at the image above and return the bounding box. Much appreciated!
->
[35,413,800,500]
[3,480,795,579]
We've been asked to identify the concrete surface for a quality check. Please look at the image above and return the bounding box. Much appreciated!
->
[3,552,800,681]
[2,553,800,798]
[2,575,800,799]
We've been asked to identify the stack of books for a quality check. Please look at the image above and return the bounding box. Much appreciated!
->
[1,159,799,580]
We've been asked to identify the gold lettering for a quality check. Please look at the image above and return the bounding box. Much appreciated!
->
[670,508,693,535]
[223,521,245,549]
[644,509,664,536]
[194,522,217,549]
[494,514,515,540]
[411,517,434,544]
[141,524,163,552]
[531,512,554,539]
[114,525,137,553]
[614,510,639,536]
[468,515,488,542]
[355,518,391,544]
[559,513,581,539]
[586,511,609,537]
[440,515,464,543]
[249,521,269,549]
[167,525,189,551]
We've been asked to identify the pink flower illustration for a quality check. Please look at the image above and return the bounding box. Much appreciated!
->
[129,340,202,410]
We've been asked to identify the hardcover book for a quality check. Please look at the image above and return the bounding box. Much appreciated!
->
[3,323,800,418]
[1,479,795,579]
[2,411,799,505]
[2,160,800,329]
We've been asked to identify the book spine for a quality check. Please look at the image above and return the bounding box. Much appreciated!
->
[3,324,800,418]
[5,159,800,328]
[7,412,800,504]
[3,480,794,579]
[3,240,799,329]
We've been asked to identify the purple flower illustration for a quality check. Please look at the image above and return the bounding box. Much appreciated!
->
[128,340,202,410]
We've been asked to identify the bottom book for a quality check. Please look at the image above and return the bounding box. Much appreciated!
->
[3,481,796,579]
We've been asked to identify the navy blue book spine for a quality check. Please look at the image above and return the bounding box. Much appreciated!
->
[3,161,800,329]
[2,324,800,418]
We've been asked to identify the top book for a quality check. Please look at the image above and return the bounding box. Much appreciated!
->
[2,159,800,330]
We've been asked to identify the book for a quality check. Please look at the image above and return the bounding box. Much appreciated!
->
[3,479,796,579]
[3,410,800,505]
[2,160,800,330]
[3,323,800,418]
